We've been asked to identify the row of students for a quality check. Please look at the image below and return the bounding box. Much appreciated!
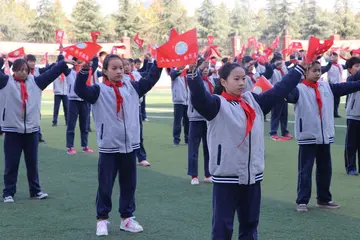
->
[74,54,162,236]
[0,57,74,203]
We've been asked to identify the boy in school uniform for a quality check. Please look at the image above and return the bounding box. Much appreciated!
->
[52,74,68,126]
[327,52,344,118]
[269,54,292,141]
[286,59,360,212]
[344,57,360,175]
[170,67,189,146]
[242,56,273,92]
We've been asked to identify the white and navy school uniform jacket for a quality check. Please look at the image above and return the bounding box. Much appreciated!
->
[187,65,306,185]
[346,72,360,121]
[66,69,83,101]
[74,62,163,153]
[53,76,68,95]
[187,76,215,121]
[0,61,68,133]
[287,78,360,145]
[327,64,343,84]
[170,70,188,105]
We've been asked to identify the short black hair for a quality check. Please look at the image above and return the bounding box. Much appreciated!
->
[242,56,253,65]
[134,58,141,64]
[221,57,229,64]
[99,51,108,58]
[26,54,36,62]
[331,52,338,56]
[350,51,354,56]
[346,57,360,69]
[210,56,217,60]
[128,58,134,63]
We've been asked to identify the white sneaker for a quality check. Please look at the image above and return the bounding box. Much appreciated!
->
[4,196,14,203]
[203,177,212,183]
[31,192,48,200]
[191,178,199,185]
[96,220,109,236]
[120,217,143,233]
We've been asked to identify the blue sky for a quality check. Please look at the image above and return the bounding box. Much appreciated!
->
[28,0,343,16]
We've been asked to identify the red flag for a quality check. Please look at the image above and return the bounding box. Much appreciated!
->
[113,45,126,50]
[341,46,350,52]
[147,44,157,57]
[289,42,303,50]
[169,28,179,40]
[270,37,279,49]
[352,48,360,55]
[156,28,198,68]
[8,47,25,58]
[56,30,64,44]
[247,36,258,48]
[133,33,144,48]
[61,42,102,63]
[204,35,221,60]
[263,48,273,58]
[306,36,334,63]
[236,44,246,63]
[41,52,48,64]
[91,31,101,43]
[251,76,273,94]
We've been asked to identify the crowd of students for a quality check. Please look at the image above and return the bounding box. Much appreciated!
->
[1,44,360,240]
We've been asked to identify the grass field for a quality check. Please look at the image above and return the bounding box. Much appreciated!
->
[1,90,360,240]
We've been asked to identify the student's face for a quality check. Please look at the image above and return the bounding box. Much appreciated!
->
[14,63,29,80]
[245,62,254,72]
[103,58,124,82]
[220,67,246,96]
[331,54,338,62]
[306,64,321,82]
[275,60,283,68]
[202,67,209,76]
[135,62,141,69]
[350,63,360,76]
[27,60,36,69]
[124,61,132,73]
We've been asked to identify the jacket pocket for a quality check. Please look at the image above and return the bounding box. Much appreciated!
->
[2,108,5,121]
[69,84,71,94]
[299,118,303,132]
[351,99,356,110]
[217,144,222,165]
[100,124,104,140]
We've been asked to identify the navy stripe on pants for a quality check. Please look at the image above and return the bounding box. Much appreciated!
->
[344,119,360,173]
[269,102,289,136]
[296,144,332,204]
[3,132,41,198]
[173,104,189,145]
[187,121,210,177]
[66,100,89,148]
[136,107,147,162]
[212,182,261,240]
[96,152,137,219]
[52,94,68,125]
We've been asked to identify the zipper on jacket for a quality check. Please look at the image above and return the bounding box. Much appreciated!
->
[351,99,356,110]
[100,124,104,140]
[320,118,325,144]
[69,84,71,94]
[247,132,252,185]
[24,104,27,134]
[122,106,128,153]
[2,108,5,121]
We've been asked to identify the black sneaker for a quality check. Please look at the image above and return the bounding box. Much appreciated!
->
[316,201,340,209]
[39,139,46,143]
[52,123,57,127]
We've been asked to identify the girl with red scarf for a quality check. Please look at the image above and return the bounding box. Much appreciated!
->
[287,60,360,212]
[187,59,306,240]
[74,54,162,237]
[187,66,214,185]
[0,58,72,203]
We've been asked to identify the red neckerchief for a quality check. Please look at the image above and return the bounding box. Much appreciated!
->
[221,91,256,147]
[29,68,35,75]
[13,75,28,118]
[276,67,285,77]
[60,74,65,82]
[302,80,322,119]
[103,79,124,120]
[202,76,214,94]
[126,72,135,81]
[332,61,342,75]
[290,59,298,65]
[247,73,256,84]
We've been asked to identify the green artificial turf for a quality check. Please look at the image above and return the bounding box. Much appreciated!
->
[0,90,360,240]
